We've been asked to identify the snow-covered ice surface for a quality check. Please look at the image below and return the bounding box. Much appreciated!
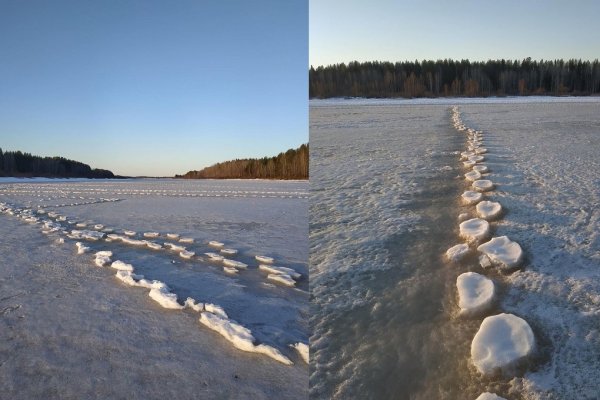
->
[310,97,600,400]
[0,179,308,399]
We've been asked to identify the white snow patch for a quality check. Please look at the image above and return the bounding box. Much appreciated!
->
[220,248,238,255]
[164,242,186,252]
[179,237,194,243]
[471,313,535,375]
[446,243,470,262]
[94,251,113,267]
[208,241,224,247]
[255,255,274,264]
[179,250,195,259]
[184,297,204,312]
[291,342,309,364]
[259,264,301,279]
[456,272,495,316]
[166,233,180,239]
[222,259,248,269]
[149,287,184,310]
[143,232,160,238]
[223,266,238,274]
[465,170,482,181]
[462,191,483,205]
[205,252,224,262]
[477,236,523,270]
[476,201,503,220]
[476,393,506,400]
[199,312,292,365]
[123,230,136,236]
[267,273,296,287]
[110,260,134,272]
[459,218,490,242]
[472,180,495,192]
[472,164,488,173]
[75,242,90,255]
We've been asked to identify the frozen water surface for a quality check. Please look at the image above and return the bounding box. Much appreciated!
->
[0,179,308,399]
[310,97,600,400]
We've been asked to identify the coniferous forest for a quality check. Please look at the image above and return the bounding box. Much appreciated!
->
[0,148,115,178]
[309,58,600,98]
[177,144,308,180]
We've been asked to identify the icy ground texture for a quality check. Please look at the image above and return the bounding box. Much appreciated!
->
[310,102,475,399]
[471,313,535,375]
[0,179,308,399]
[461,101,600,399]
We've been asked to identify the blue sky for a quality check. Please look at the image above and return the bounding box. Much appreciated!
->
[310,0,600,67]
[0,0,307,176]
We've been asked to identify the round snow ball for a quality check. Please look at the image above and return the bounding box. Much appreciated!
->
[462,190,483,205]
[476,393,506,400]
[471,313,535,375]
[465,170,482,181]
[472,180,495,192]
[456,272,494,316]
[473,165,488,173]
[476,201,502,220]
[459,218,490,242]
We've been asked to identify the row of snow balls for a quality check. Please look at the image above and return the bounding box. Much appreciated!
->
[447,107,534,400]
[0,202,308,366]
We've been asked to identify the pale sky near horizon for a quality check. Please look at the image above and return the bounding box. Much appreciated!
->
[310,0,600,67]
[0,0,307,176]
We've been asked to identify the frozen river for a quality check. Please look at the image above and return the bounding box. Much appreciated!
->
[0,178,308,399]
[309,97,600,400]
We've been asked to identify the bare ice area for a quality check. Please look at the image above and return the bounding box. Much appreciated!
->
[0,179,308,399]
[310,98,600,400]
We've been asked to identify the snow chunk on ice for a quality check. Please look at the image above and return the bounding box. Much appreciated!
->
[94,251,113,267]
[222,259,247,269]
[223,266,238,274]
[459,218,490,242]
[184,297,204,312]
[259,264,301,279]
[475,147,487,154]
[149,287,184,310]
[479,254,492,269]
[179,237,194,243]
[199,312,292,365]
[465,170,482,181]
[456,272,495,316]
[164,242,186,252]
[123,230,136,236]
[115,270,145,286]
[268,273,296,287]
[205,303,228,319]
[75,242,90,254]
[205,252,224,262]
[220,248,238,255]
[446,243,470,262]
[472,164,488,173]
[166,233,180,239]
[472,180,495,192]
[477,236,523,270]
[468,155,485,163]
[208,241,224,247]
[291,342,309,364]
[255,255,274,264]
[476,393,506,400]
[476,200,502,220]
[462,191,483,205]
[463,160,476,168]
[110,260,134,272]
[179,250,195,259]
[471,313,535,375]
[145,241,162,250]
[143,232,160,238]
[460,151,475,160]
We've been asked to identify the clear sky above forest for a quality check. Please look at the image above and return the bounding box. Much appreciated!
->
[0,0,307,176]
[310,0,600,67]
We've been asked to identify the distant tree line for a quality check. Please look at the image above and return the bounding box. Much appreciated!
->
[309,58,600,98]
[0,148,115,178]
[177,144,308,180]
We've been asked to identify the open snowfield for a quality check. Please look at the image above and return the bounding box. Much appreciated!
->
[0,179,308,399]
[309,97,600,400]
